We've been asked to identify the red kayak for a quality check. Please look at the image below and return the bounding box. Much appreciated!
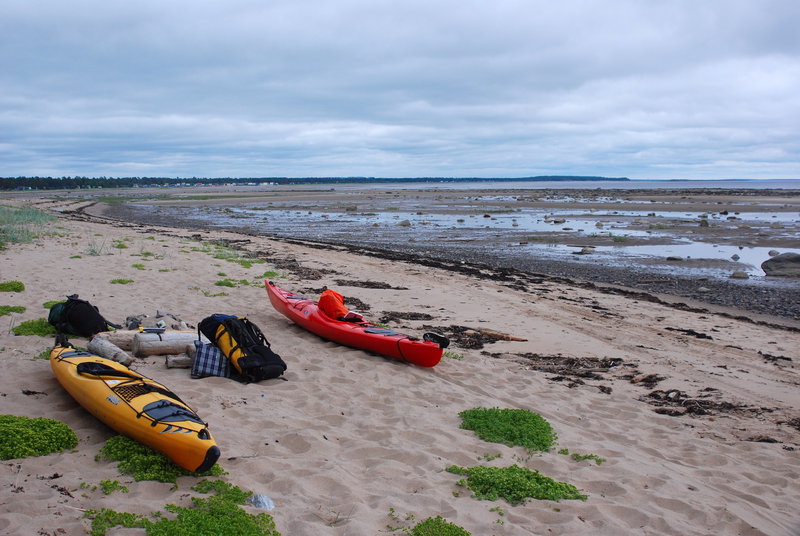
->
[266,281,449,367]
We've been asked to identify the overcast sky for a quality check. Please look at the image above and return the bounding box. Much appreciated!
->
[1,1,799,179]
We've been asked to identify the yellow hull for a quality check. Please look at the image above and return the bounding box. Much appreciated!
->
[50,345,220,473]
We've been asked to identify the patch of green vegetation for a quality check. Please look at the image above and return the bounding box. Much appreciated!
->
[458,407,557,453]
[112,240,128,249]
[0,280,25,292]
[387,509,471,535]
[612,235,628,243]
[12,317,56,336]
[132,263,146,270]
[446,464,587,504]
[100,479,129,495]
[86,238,109,256]
[193,240,265,269]
[0,205,56,249]
[43,299,64,309]
[444,351,464,360]
[214,279,237,288]
[570,452,606,465]
[0,305,25,316]
[158,268,171,272]
[85,479,281,536]
[410,516,472,535]
[36,348,51,360]
[98,435,224,484]
[110,278,134,285]
[0,415,78,460]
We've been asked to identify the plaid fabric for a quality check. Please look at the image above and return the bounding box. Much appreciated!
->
[191,340,230,378]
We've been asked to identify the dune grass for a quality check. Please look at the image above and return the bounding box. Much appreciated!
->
[0,205,56,249]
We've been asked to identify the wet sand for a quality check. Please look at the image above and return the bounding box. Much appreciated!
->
[59,184,800,323]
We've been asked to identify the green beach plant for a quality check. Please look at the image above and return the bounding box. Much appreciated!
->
[458,407,557,453]
[84,479,281,536]
[0,305,25,317]
[12,318,56,336]
[0,280,25,292]
[446,464,587,504]
[0,415,78,460]
[97,435,224,485]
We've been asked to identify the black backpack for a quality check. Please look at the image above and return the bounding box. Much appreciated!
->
[198,314,286,383]
[48,295,118,337]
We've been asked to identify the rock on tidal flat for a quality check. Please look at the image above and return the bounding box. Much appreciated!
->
[730,271,749,279]
[761,252,800,277]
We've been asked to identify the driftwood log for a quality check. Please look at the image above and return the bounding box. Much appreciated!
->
[87,337,133,366]
[93,330,139,351]
[165,354,194,369]
[132,331,208,357]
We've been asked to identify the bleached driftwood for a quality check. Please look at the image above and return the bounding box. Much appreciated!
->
[93,330,139,351]
[132,331,208,357]
[87,337,133,366]
[165,354,193,369]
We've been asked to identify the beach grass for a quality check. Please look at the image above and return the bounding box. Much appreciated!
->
[0,205,56,249]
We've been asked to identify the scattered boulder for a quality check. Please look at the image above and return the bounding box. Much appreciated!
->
[761,252,800,277]
[397,219,411,227]
[666,256,684,262]
[768,249,780,257]
[729,271,749,280]
[730,254,740,261]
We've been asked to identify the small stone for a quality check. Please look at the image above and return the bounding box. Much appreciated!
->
[730,254,740,261]
[729,271,749,279]
[397,219,411,227]
[768,250,780,257]
[666,256,684,262]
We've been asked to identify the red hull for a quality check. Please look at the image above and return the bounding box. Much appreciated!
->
[266,281,445,367]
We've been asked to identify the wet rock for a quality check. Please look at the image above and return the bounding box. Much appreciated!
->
[699,219,709,227]
[768,249,780,257]
[761,252,800,277]
[666,256,684,262]
[730,254,740,261]
[729,271,749,279]
[397,219,411,227]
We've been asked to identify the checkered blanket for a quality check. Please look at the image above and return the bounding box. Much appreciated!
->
[191,340,230,378]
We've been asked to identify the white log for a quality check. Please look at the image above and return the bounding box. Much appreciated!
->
[93,330,139,351]
[88,337,133,366]
[165,354,194,369]
[132,331,208,357]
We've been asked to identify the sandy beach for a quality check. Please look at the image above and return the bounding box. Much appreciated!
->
[1,192,799,535]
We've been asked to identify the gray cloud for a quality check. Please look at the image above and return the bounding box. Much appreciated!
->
[1,0,798,178]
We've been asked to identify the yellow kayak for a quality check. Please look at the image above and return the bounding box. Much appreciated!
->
[50,344,220,473]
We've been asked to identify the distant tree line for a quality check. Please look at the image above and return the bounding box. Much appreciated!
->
[1,175,628,191]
